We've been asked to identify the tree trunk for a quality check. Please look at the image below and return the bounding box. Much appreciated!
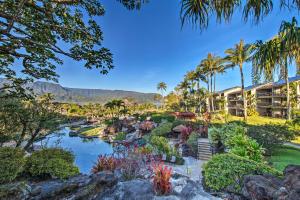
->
[210,74,214,112]
[239,64,247,121]
[16,123,27,147]
[24,127,41,151]
[285,61,291,120]
[207,76,210,112]
[214,73,216,93]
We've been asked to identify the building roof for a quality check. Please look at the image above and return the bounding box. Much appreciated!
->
[216,86,241,94]
[273,76,300,87]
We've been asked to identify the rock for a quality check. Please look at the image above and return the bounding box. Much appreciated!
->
[2,140,17,147]
[173,125,187,133]
[97,179,154,200]
[241,165,300,200]
[0,182,31,200]
[29,171,117,200]
[125,131,140,142]
[69,131,78,137]
[242,175,279,200]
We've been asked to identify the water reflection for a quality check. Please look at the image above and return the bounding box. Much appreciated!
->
[36,127,113,174]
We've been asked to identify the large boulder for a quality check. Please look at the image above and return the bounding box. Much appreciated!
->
[242,165,300,200]
[97,179,154,200]
[0,171,117,200]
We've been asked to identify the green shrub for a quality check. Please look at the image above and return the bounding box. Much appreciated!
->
[150,136,171,155]
[151,122,172,137]
[203,153,282,193]
[114,132,126,141]
[209,123,263,162]
[151,113,175,123]
[187,132,198,153]
[25,148,79,179]
[247,123,296,155]
[0,147,25,183]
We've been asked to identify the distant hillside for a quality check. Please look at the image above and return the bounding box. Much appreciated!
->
[0,79,158,104]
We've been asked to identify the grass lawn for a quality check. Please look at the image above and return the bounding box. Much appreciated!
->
[269,146,300,171]
[78,126,103,137]
[211,115,287,126]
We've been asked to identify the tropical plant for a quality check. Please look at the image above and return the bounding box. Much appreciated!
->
[157,82,167,109]
[203,153,281,193]
[180,0,300,30]
[91,155,121,173]
[252,17,300,120]
[0,147,25,183]
[198,53,225,112]
[114,132,127,141]
[150,136,172,155]
[152,162,172,195]
[139,121,155,132]
[224,39,251,121]
[187,132,199,154]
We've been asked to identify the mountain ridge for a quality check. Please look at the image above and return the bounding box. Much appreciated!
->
[0,78,158,104]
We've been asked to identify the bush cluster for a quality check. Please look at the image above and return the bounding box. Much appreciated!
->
[0,147,26,183]
[25,148,79,179]
[151,113,175,123]
[114,132,127,141]
[151,122,172,137]
[203,153,282,193]
[209,123,263,162]
[187,132,198,153]
[247,123,296,155]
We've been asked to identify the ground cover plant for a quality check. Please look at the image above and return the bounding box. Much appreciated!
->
[78,126,103,137]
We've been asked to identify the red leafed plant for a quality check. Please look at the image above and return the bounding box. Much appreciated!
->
[139,120,155,132]
[91,155,120,173]
[181,126,193,142]
[152,162,172,195]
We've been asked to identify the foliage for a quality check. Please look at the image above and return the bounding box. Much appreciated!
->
[187,132,199,153]
[0,0,116,96]
[151,113,175,123]
[209,123,264,162]
[150,136,172,155]
[180,0,300,30]
[25,148,79,179]
[0,95,61,150]
[114,132,127,141]
[91,155,121,173]
[269,146,300,171]
[226,133,264,162]
[180,126,193,142]
[152,162,172,195]
[203,154,282,193]
[151,122,172,137]
[202,111,211,125]
[139,121,155,132]
[247,123,297,155]
[0,147,25,183]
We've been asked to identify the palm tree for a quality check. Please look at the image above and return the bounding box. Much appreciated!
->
[252,17,300,120]
[199,53,224,112]
[224,39,251,121]
[157,82,167,109]
[180,0,299,30]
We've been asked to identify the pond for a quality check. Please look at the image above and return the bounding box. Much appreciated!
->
[35,127,113,174]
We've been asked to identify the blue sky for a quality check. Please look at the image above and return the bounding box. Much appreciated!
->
[55,0,298,93]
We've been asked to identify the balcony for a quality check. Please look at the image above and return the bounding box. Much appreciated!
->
[272,93,286,98]
[257,102,272,108]
[256,92,272,98]
[272,102,287,108]
[228,97,243,101]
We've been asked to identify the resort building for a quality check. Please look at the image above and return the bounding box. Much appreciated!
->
[212,76,300,118]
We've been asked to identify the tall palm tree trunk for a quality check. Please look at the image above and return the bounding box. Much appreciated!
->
[239,64,247,121]
[207,76,210,112]
[285,60,291,120]
[210,74,214,112]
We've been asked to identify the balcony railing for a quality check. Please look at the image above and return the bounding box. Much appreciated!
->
[257,92,272,97]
